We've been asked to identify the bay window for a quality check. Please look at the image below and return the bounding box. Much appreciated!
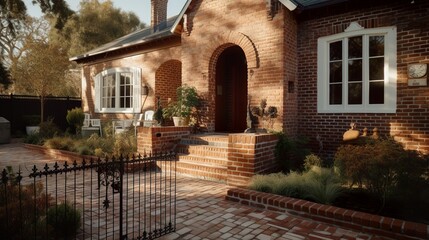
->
[94,67,142,113]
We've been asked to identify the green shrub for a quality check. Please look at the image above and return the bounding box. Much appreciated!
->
[76,145,93,156]
[303,154,322,171]
[46,202,81,239]
[24,132,43,145]
[39,117,61,139]
[113,129,137,157]
[301,168,343,205]
[44,137,76,151]
[274,132,310,172]
[334,137,428,207]
[66,108,85,134]
[0,167,51,239]
[249,168,344,205]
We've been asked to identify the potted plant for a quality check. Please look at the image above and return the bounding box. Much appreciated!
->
[163,85,200,126]
[23,115,41,135]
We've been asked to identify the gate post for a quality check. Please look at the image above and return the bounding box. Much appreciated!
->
[119,155,126,240]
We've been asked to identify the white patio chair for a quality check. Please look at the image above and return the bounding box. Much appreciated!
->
[143,110,155,127]
[114,119,134,134]
[90,119,102,137]
[133,113,144,135]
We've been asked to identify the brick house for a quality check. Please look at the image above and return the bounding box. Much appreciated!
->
[71,0,429,185]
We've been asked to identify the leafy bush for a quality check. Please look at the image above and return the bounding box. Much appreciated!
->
[39,117,61,139]
[0,167,51,239]
[301,168,343,205]
[24,132,43,145]
[334,137,428,208]
[303,154,322,171]
[249,167,343,205]
[113,129,137,157]
[46,202,81,239]
[44,137,76,151]
[274,132,310,172]
[66,108,85,134]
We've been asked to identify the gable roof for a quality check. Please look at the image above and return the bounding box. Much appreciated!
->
[70,0,347,62]
[70,0,193,62]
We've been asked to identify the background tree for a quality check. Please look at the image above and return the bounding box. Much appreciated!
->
[0,0,73,33]
[0,62,12,92]
[12,38,70,122]
[49,0,143,57]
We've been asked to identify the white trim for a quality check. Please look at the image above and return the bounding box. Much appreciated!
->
[94,67,142,114]
[278,0,298,11]
[317,26,397,113]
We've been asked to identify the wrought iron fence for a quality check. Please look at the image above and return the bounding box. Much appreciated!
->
[0,152,177,240]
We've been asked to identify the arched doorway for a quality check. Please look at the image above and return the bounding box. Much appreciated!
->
[215,45,248,133]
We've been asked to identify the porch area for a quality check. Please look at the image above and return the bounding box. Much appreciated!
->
[136,126,279,187]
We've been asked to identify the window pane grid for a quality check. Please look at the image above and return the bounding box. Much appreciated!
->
[328,34,385,107]
[101,72,134,110]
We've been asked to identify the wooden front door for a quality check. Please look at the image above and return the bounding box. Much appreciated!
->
[215,46,248,133]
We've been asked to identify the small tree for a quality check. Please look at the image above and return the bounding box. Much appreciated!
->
[66,107,85,135]
[12,38,70,123]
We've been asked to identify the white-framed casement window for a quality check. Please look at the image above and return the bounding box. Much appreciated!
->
[317,23,397,113]
[94,67,141,113]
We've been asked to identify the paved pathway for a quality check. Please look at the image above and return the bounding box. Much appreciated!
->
[0,142,389,240]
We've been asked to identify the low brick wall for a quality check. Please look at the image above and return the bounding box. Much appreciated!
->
[226,188,429,240]
[227,133,278,187]
[137,126,191,154]
[24,144,98,163]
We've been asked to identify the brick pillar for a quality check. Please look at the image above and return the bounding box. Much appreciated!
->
[151,0,168,28]
[137,126,190,154]
[227,133,278,187]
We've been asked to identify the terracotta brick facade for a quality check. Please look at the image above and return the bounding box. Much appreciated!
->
[296,0,429,157]
[80,39,181,121]
[137,126,191,153]
[227,133,278,186]
[76,0,429,161]
[181,0,288,132]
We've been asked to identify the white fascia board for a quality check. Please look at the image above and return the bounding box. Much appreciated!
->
[278,0,298,11]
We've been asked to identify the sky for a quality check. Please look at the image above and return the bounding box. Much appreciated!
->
[23,0,188,25]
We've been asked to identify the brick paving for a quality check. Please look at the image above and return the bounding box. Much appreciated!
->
[0,142,390,239]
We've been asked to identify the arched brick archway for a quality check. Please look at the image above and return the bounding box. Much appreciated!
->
[155,60,182,108]
[198,31,258,132]
[202,31,259,71]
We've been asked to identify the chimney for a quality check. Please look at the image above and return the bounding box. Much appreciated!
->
[151,0,168,28]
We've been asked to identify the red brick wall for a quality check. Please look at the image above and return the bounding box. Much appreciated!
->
[181,0,288,132]
[80,40,181,122]
[296,0,429,157]
[155,60,182,111]
[137,126,191,154]
[227,133,278,187]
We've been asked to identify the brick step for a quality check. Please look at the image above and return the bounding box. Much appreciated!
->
[175,160,227,182]
[178,154,228,166]
[180,134,229,147]
[176,144,229,159]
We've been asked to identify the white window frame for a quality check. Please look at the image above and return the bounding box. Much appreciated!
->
[317,24,397,113]
[94,67,142,113]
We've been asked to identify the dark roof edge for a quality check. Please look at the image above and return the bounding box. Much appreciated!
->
[70,0,193,62]
[291,0,351,10]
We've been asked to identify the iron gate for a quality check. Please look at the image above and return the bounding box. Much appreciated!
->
[0,152,177,240]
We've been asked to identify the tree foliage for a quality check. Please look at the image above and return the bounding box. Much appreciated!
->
[0,0,73,33]
[12,38,70,122]
[50,0,143,57]
[0,61,12,91]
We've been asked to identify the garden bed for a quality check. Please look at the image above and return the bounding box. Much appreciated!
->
[226,187,429,240]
